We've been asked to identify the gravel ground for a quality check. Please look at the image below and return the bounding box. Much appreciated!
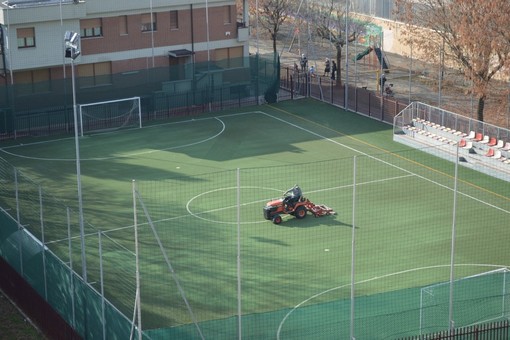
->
[251,26,510,128]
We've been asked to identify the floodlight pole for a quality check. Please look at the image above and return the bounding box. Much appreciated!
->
[344,0,349,110]
[66,31,87,282]
[72,57,87,282]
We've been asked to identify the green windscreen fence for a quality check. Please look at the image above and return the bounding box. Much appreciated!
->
[0,54,279,136]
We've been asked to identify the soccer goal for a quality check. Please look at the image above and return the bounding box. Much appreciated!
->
[419,268,510,334]
[78,96,141,136]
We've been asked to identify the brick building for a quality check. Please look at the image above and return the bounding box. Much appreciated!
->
[0,0,250,87]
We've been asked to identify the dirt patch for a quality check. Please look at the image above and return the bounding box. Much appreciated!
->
[251,25,510,129]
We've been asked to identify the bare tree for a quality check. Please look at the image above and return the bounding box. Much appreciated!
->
[312,0,368,85]
[396,0,510,122]
[253,0,294,54]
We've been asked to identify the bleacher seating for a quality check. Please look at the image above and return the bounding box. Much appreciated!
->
[480,135,490,144]
[463,141,473,149]
[474,133,484,142]
[398,113,510,182]
[493,150,502,159]
[403,119,510,171]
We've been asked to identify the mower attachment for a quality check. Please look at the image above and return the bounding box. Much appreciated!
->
[305,201,336,217]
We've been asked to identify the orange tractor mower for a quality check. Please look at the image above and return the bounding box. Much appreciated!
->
[263,185,336,224]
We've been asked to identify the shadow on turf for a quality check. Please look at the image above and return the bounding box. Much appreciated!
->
[250,236,290,246]
[273,216,353,229]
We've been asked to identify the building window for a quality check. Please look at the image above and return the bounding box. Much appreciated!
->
[141,13,157,32]
[13,68,51,94]
[223,6,231,24]
[81,18,102,38]
[170,10,179,29]
[215,46,243,68]
[77,62,112,88]
[17,27,35,48]
[119,15,128,35]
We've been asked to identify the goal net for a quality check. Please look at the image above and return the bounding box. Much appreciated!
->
[420,268,510,334]
[78,97,141,136]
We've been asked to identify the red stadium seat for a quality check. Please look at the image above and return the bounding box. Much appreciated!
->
[487,137,497,146]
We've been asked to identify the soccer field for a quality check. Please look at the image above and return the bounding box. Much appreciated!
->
[1,98,509,339]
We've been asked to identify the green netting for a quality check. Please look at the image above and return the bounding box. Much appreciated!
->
[0,54,279,135]
[0,213,21,270]
[420,269,510,334]
[0,100,509,339]
[0,158,136,339]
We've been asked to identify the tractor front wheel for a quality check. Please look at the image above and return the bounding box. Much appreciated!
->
[294,206,307,219]
[272,215,282,225]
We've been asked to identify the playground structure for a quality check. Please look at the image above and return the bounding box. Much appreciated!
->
[272,8,396,96]
[355,46,391,93]
[355,46,390,70]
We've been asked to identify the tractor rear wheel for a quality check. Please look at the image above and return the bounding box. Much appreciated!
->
[294,206,307,219]
[272,215,282,224]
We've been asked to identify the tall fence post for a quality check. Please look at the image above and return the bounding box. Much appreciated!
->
[67,207,76,328]
[290,75,294,99]
[236,168,242,340]
[14,168,24,275]
[350,155,357,340]
[98,231,106,340]
[448,144,460,331]
[330,80,334,104]
[132,180,142,340]
[39,186,48,300]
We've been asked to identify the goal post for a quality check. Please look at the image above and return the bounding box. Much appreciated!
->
[78,96,142,136]
[419,268,510,334]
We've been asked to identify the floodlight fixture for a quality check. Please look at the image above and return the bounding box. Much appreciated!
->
[64,31,80,60]
[64,31,79,45]
[65,47,81,60]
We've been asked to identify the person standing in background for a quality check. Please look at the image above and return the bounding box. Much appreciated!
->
[300,54,308,72]
[324,58,330,77]
[331,61,337,80]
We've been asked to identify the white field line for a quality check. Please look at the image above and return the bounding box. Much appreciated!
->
[0,117,227,161]
[260,111,510,216]
[46,174,414,247]
[42,110,510,247]
[276,263,510,340]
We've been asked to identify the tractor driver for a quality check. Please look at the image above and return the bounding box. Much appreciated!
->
[283,184,302,210]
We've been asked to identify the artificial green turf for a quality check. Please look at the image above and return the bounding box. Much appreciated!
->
[0,98,509,338]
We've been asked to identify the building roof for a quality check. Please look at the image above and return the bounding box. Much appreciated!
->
[168,49,194,58]
[2,0,75,8]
